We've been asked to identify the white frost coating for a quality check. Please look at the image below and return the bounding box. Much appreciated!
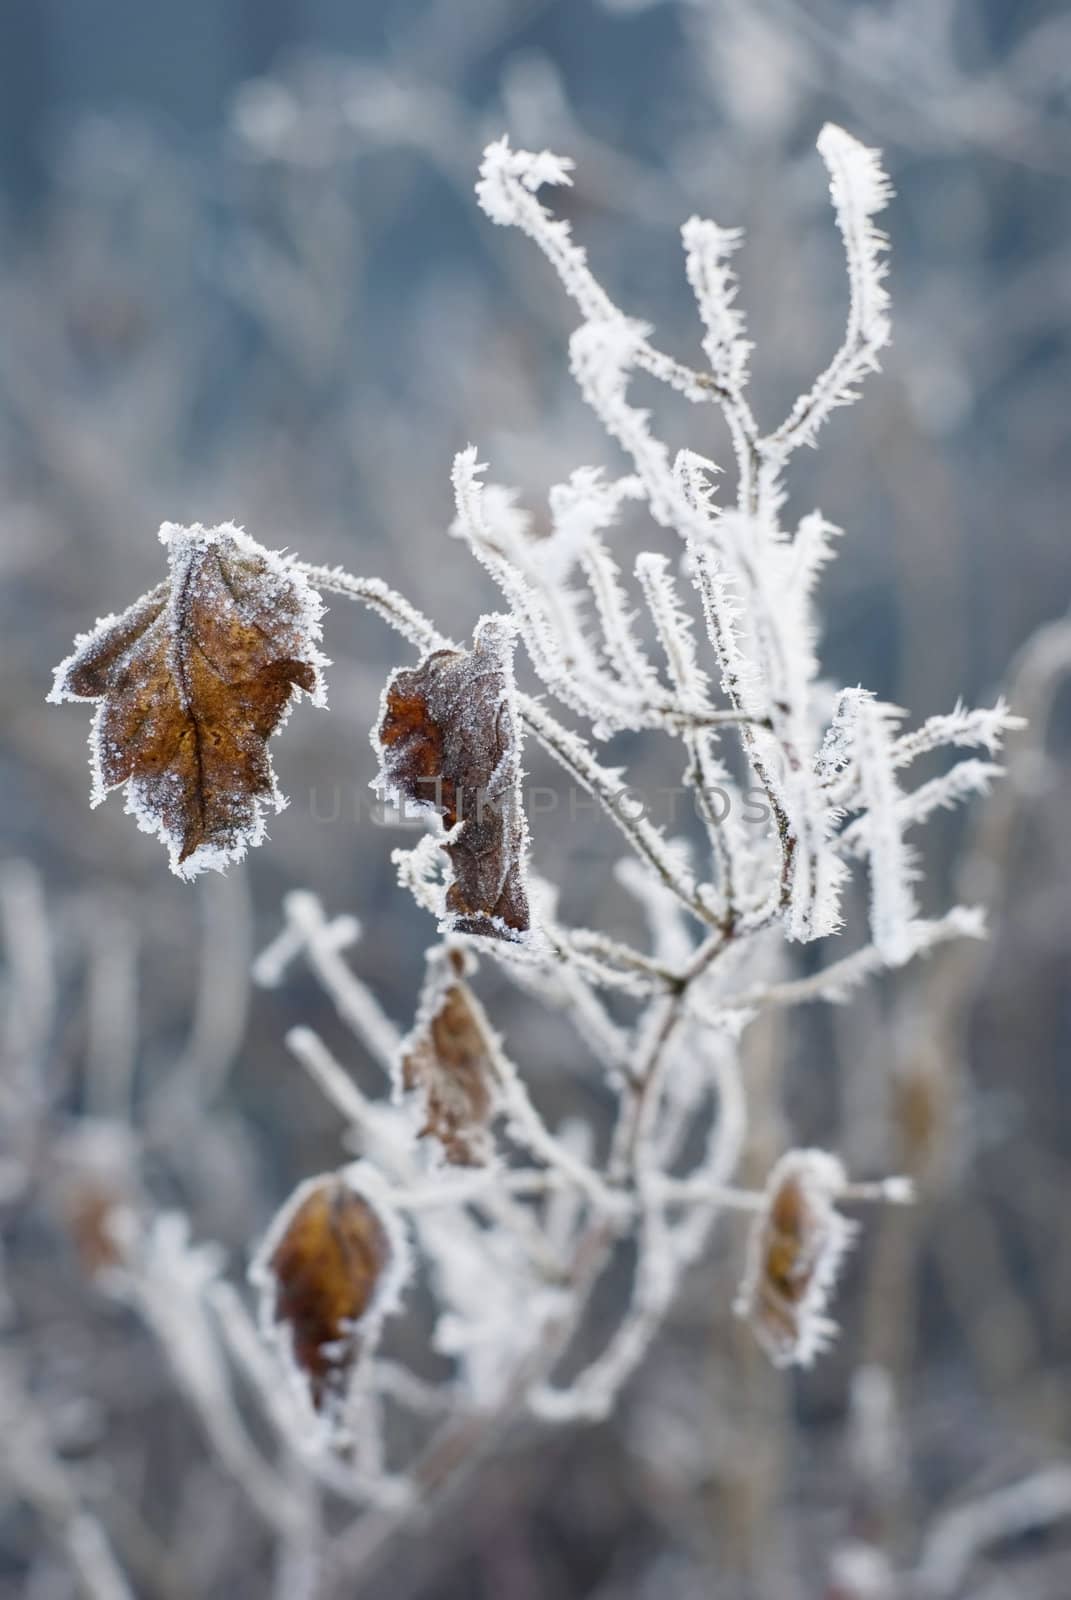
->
[818,124,892,342]
[258,891,401,1072]
[422,1207,568,1411]
[815,685,871,788]
[475,138,576,227]
[718,906,986,1012]
[890,696,1024,768]
[451,450,600,725]
[392,834,449,922]
[476,138,711,402]
[548,467,668,713]
[687,542,766,719]
[47,582,165,714]
[547,468,643,574]
[253,904,359,989]
[580,536,665,711]
[569,319,711,539]
[788,510,843,596]
[850,697,919,964]
[673,449,720,523]
[771,125,893,455]
[451,450,675,735]
[839,759,1003,858]
[681,216,752,393]
[635,552,712,715]
[49,521,329,881]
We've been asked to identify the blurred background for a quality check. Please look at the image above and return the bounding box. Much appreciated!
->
[1,1,1069,1596]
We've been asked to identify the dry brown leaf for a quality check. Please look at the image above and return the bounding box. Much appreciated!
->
[373,615,530,941]
[734,1150,855,1367]
[252,1170,401,1415]
[54,1124,142,1281]
[48,522,327,878]
[400,947,497,1166]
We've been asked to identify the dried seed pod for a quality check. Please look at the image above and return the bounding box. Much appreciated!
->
[250,1166,407,1416]
[735,1149,856,1367]
[399,946,497,1166]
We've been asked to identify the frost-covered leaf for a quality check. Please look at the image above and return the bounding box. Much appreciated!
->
[48,522,327,878]
[373,615,531,942]
[734,1150,855,1368]
[399,947,497,1166]
[250,1166,406,1418]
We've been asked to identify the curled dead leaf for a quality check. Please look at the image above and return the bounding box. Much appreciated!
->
[735,1150,855,1367]
[54,1122,142,1281]
[400,946,497,1166]
[48,522,327,878]
[64,1182,127,1278]
[251,1168,403,1416]
[373,616,530,941]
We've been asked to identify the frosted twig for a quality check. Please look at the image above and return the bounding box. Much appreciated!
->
[489,1037,627,1219]
[285,1026,378,1134]
[0,1359,136,1600]
[296,565,452,654]
[264,893,402,1074]
[517,695,720,927]
[716,908,986,1011]
[476,138,715,403]
[39,118,1022,1570]
[769,125,892,459]
[851,697,917,965]
[839,760,1003,856]
[891,697,1024,768]
[109,1215,306,1535]
[916,1465,1071,1597]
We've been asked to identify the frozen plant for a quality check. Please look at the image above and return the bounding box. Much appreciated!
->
[48,126,1022,1576]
